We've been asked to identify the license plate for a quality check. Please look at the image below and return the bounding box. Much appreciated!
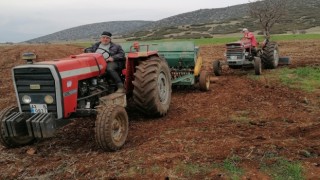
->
[30,104,48,113]
[230,56,237,60]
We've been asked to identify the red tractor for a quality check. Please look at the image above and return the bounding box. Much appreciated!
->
[0,44,172,151]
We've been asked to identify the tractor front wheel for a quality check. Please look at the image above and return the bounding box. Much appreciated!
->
[254,57,262,75]
[133,57,172,117]
[95,105,128,151]
[199,70,210,91]
[213,60,222,76]
[0,106,35,148]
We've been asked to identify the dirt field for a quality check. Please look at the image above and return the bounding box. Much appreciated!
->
[0,40,319,179]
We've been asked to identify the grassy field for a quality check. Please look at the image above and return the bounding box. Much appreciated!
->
[194,34,320,45]
[278,67,320,92]
[249,66,320,93]
[73,34,320,47]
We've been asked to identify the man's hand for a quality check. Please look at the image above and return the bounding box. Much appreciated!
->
[106,57,114,62]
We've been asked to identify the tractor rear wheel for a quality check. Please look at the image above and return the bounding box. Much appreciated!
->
[199,70,210,91]
[254,57,262,75]
[261,42,279,69]
[0,106,35,148]
[95,105,128,151]
[133,57,172,117]
[213,60,222,76]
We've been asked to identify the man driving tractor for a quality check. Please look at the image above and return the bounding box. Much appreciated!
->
[242,28,258,55]
[242,28,257,48]
[88,31,126,93]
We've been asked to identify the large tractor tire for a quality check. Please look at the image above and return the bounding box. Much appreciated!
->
[95,105,128,151]
[213,60,222,76]
[132,57,172,117]
[199,70,210,91]
[0,106,35,148]
[261,42,279,69]
[254,57,262,75]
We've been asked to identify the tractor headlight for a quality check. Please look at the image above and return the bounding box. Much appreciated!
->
[44,95,54,104]
[22,95,32,104]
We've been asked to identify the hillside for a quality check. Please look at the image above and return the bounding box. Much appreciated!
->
[126,0,320,41]
[26,0,320,43]
[140,4,248,30]
[26,21,152,43]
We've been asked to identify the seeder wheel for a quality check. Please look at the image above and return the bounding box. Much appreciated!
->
[199,70,210,91]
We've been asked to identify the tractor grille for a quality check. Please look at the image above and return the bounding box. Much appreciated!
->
[13,68,57,113]
[226,44,243,59]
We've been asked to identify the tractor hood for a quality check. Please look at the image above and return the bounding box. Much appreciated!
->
[226,39,251,49]
[37,53,107,80]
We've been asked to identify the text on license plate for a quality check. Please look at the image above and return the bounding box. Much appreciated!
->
[30,104,48,113]
[230,56,237,60]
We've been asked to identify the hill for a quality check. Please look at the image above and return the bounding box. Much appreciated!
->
[125,0,320,41]
[26,0,320,43]
[26,21,152,43]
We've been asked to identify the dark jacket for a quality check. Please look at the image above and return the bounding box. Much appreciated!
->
[86,42,126,62]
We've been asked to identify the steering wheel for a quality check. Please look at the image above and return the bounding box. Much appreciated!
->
[97,48,111,60]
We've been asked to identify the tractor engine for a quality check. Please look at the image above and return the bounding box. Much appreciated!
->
[76,77,111,110]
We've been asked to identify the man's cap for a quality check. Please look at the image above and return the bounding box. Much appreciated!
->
[242,28,248,32]
[101,31,112,37]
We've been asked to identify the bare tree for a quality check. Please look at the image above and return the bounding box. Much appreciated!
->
[249,0,288,39]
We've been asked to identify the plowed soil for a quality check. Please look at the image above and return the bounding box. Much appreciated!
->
[0,40,319,179]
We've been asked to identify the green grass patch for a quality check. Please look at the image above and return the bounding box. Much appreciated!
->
[269,34,320,41]
[261,158,304,180]
[250,67,320,92]
[193,117,207,123]
[278,67,320,92]
[229,111,251,124]
[222,155,244,180]
[73,34,320,47]
[194,34,320,45]
[174,162,212,177]
[193,37,240,45]
[71,42,93,48]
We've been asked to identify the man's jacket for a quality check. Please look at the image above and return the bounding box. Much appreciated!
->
[87,42,126,62]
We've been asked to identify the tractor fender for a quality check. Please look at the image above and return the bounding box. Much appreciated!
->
[194,56,203,76]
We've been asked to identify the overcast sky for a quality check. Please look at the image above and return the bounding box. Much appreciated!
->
[0,0,249,43]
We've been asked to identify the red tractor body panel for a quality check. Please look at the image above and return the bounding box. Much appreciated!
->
[38,53,107,117]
